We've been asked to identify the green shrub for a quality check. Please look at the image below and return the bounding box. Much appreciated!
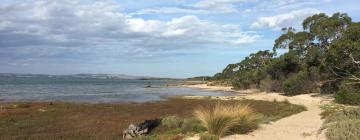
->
[161,116,183,129]
[323,108,360,140]
[259,76,281,92]
[335,83,360,105]
[319,104,346,119]
[194,103,261,137]
[181,117,206,133]
[199,133,219,140]
[324,108,360,124]
[282,71,313,95]
[325,119,360,140]
[320,81,339,94]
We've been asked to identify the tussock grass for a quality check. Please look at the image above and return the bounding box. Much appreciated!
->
[194,103,261,137]
[199,133,219,140]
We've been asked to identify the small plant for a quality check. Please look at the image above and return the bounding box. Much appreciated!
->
[322,108,360,140]
[319,103,346,118]
[324,108,360,124]
[194,103,261,137]
[272,98,278,103]
[161,116,183,129]
[181,117,206,133]
[199,133,219,140]
[325,119,360,140]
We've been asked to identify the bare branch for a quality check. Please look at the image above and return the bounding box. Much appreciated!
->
[349,53,360,65]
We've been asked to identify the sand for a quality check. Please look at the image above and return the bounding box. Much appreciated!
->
[184,84,333,140]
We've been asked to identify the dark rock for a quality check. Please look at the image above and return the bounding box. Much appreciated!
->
[122,119,161,139]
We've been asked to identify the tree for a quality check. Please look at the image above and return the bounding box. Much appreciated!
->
[302,13,352,48]
[274,27,314,55]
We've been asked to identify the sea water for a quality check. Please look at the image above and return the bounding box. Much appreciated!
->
[0,75,227,103]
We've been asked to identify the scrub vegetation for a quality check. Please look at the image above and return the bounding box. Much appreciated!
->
[210,13,360,104]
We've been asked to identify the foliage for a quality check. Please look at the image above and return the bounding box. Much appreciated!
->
[322,108,360,140]
[181,117,206,133]
[335,82,360,105]
[319,103,346,119]
[194,103,261,137]
[282,71,314,95]
[212,12,359,104]
[161,116,183,129]
[156,116,206,135]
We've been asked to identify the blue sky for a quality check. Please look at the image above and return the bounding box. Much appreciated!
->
[0,0,359,78]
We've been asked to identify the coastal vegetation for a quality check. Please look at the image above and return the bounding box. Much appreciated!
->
[0,98,305,140]
[321,106,360,140]
[194,103,261,137]
[211,13,360,105]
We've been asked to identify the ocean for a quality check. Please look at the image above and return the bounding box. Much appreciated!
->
[0,75,228,103]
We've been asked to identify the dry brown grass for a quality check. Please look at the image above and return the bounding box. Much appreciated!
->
[194,103,261,137]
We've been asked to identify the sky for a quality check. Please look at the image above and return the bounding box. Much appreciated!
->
[0,0,359,78]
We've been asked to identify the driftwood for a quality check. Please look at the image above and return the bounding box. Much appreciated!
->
[122,119,161,139]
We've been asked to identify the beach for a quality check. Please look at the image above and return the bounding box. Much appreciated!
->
[183,84,332,140]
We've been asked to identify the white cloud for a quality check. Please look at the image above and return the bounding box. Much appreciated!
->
[250,8,320,30]
[129,7,210,16]
[193,0,251,13]
[0,0,259,59]
[131,0,255,15]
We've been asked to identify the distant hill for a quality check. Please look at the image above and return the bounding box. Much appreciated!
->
[0,73,177,80]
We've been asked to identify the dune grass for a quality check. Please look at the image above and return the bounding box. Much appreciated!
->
[194,103,261,137]
[322,107,360,140]
[199,133,219,140]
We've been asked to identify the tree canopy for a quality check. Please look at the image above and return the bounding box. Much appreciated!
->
[213,13,360,105]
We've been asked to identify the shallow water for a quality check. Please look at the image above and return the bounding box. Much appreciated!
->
[0,76,228,103]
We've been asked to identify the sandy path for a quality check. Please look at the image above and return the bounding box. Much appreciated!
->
[184,84,331,140]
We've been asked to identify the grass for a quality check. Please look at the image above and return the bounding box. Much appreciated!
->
[0,98,306,139]
[199,133,219,140]
[321,107,360,140]
[319,103,346,119]
[194,103,261,137]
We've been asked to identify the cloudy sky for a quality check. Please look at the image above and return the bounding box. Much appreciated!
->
[0,0,359,78]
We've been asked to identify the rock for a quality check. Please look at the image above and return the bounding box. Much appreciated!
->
[122,119,161,139]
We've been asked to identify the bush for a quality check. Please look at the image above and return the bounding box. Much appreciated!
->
[135,134,184,140]
[326,119,360,140]
[320,81,339,94]
[181,117,206,133]
[259,76,281,92]
[323,108,360,140]
[324,108,360,124]
[335,83,360,105]
[282,71,314,95]
[194,103,261,137]
[161,116,183,129]
[199,133,219,140]
[319,104,346,119]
